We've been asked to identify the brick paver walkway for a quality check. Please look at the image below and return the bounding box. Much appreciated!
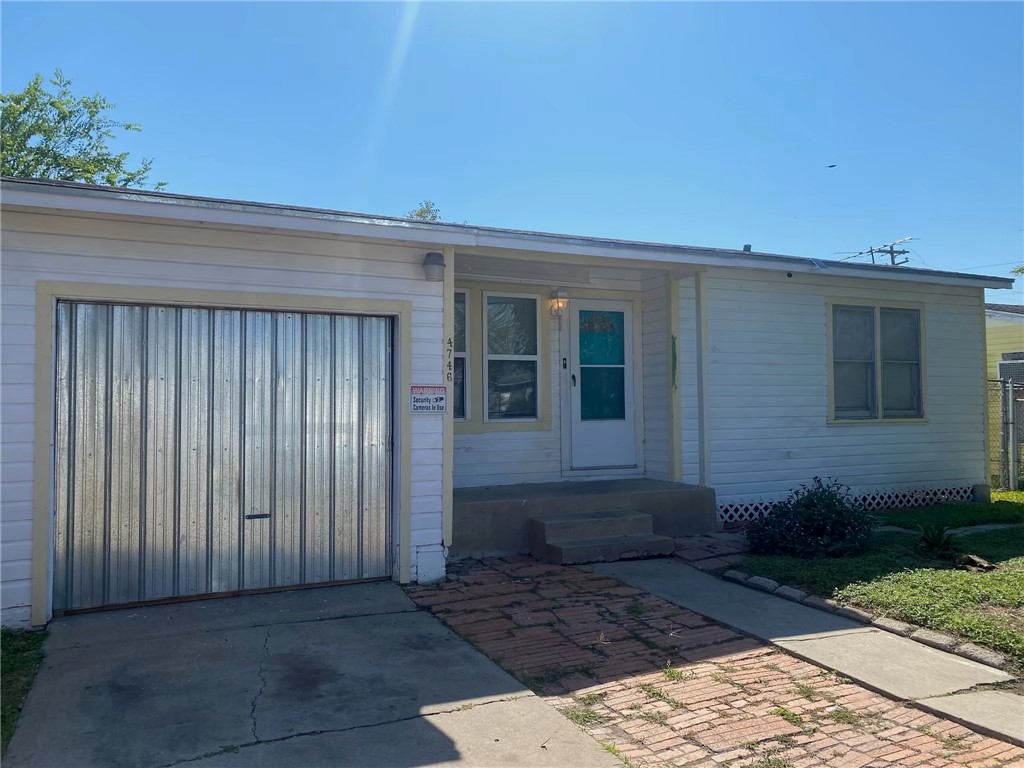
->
[408,557,1023,768]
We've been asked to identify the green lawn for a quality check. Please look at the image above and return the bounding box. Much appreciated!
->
[876,492,1024,530]
[837,551,1023,666]
[738,528,1023,596]
[1,628,46,755]
[736,527,1024,667]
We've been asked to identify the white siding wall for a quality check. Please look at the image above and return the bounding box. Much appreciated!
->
[452,270,653,488]
[453,320,563,486]
[700,267,986,510]
[0,210,445,626]
[677,276,701,483]
[642,273,670,480]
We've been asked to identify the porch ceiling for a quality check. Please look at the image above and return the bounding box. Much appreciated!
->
[454,251,700,287]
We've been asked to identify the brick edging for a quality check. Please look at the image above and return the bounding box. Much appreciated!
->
[719,569,1013,672]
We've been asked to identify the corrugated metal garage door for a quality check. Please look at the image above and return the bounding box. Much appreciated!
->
[53,301,392,612]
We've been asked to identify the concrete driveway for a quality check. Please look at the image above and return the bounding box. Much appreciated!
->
[5,583,618,768]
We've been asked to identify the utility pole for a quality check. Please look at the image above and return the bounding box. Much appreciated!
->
[837,237,914,266]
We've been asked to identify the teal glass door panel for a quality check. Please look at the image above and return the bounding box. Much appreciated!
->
[580,367,625,420]
[578,309,626,422]
[578,310,624,365]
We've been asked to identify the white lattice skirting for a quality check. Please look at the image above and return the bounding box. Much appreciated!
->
[717,485,975,524]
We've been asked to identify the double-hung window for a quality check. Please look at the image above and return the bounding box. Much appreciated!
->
[831,304,923,421]
[484,294,540,420]
[453,292,467,420]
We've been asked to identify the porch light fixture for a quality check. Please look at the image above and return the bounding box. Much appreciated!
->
[422,252,445,282]
[549,288,569,318]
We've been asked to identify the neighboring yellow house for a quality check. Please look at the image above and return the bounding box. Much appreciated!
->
[986,304,1024,379]
[986,304,1023,486]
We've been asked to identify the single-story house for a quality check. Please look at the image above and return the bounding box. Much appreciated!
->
[1,178,1014,627]
[984,303,1024,487]
[985,303,1024,380]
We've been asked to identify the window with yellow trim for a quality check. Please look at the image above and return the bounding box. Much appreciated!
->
[484,294,540,421]
[453,291,467,420]
[832,304,923,420]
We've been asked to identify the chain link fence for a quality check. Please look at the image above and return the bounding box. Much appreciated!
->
[988,379,1024,490]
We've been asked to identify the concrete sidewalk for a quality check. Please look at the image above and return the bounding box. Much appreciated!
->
[590,558,1022,746]
[5,583,618,768]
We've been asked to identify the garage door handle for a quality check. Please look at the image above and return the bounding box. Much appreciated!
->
[245,513,271,520]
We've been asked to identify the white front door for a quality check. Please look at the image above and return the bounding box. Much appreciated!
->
[568,300,637,469]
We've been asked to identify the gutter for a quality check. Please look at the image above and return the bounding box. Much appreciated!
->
[1,178,1015,291]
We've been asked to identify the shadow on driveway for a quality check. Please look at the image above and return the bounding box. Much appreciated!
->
[4,582,617,768]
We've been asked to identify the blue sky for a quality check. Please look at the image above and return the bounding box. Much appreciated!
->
[3,2,1022,301]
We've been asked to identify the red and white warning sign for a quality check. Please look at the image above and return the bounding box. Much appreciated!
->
[409,385,447,414]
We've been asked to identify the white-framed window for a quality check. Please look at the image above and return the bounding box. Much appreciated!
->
[483,293,540,421]
[830,304,924,421]
[453,291,467,420]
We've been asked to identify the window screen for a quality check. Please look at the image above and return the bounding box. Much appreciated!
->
[485,296,539,420]
[880,308,922,418]
[833,306,876,419]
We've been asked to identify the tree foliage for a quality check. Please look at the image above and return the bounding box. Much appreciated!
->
[1,69,163,189]
[407,199,440,221]
[1011,264,1023,276]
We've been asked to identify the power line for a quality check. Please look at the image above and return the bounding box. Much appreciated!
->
[838,237,915,266]
[906,248,935,269]
[948,260,1022,271]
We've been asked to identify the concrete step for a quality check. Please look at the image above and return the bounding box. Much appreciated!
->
[541,533,676,565]
[529,508,654,544]
[451,480,718,560]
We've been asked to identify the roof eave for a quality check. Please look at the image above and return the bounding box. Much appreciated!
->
[986,310,1024,321]
[1,177,1015,291]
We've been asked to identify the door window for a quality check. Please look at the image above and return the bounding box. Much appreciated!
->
[578,309,626,421]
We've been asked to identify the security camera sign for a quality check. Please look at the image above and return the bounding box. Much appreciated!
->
[410,385,447,414]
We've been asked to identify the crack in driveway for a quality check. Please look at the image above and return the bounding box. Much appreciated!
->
[249,626,272,742]
[161,693,535,767]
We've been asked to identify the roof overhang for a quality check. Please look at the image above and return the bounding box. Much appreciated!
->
[1,177,1015,291]
[986,309,1024,322]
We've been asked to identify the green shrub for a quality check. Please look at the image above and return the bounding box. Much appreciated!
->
[746,478,874,558]
[917,524,957,557]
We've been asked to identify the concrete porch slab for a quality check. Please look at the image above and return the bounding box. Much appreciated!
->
[454,478,705,502]
[452,479,717,558]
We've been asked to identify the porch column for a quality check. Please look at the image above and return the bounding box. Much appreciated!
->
[668,276,683,482]
[442,245,455,547]
[695,271,711,487]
